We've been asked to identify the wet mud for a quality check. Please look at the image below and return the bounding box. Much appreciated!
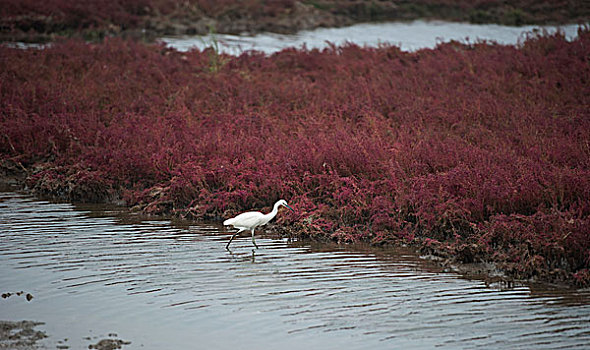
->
[0,321,46,350]
[87,336,131,350]
[0,320,131,350]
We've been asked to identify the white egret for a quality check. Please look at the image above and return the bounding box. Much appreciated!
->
[223,199,294,249]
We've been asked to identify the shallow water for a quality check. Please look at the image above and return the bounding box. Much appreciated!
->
[1,191,589,349]
[161,20,584,55]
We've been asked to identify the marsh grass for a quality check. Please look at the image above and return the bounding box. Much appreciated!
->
[1,29,589,285]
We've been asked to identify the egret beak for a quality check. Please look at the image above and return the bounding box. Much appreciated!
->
[284,203,294,212]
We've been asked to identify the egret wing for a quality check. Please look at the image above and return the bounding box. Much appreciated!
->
[229,211,265,229]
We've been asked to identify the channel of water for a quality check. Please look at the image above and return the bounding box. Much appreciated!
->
[161,20,584,54]
[1,191,589,349]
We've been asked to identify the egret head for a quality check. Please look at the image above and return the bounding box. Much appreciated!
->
[277,199,294,212]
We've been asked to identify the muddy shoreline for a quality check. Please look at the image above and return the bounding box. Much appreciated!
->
[1,0,589,43]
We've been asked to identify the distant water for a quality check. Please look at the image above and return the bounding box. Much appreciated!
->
[1,191,590,349]
[161,20,584,55]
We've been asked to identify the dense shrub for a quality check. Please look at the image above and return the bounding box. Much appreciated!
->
[1,29,589,285]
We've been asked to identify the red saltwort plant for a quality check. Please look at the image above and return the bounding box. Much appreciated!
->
[1,0,585,31]
[1,28,589,285]
[0,0,296,37]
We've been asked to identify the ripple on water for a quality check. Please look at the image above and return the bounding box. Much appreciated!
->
[1,191,589,349]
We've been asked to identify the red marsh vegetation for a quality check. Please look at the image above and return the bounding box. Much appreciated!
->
[1,29,589,285]
[1,0,588,42]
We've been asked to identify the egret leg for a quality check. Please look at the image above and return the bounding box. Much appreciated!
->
[226,231,240,250]
[251,228,259,249]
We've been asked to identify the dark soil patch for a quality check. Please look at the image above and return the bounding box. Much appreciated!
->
[0,321,46,350]
[88,338,131,350]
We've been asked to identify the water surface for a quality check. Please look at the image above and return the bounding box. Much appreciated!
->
[161,20,584,54]
[1,191,589,349]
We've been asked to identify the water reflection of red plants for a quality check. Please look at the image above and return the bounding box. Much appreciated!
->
[1,29,589,286]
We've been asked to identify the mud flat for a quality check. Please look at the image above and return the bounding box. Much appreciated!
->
[0,320,46,349]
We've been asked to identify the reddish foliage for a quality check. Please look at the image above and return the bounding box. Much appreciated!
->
[0,0,295,33]
[1,29,589,284]
[1,0,585,31]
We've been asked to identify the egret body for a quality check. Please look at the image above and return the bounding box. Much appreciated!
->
[223,199,294,249]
